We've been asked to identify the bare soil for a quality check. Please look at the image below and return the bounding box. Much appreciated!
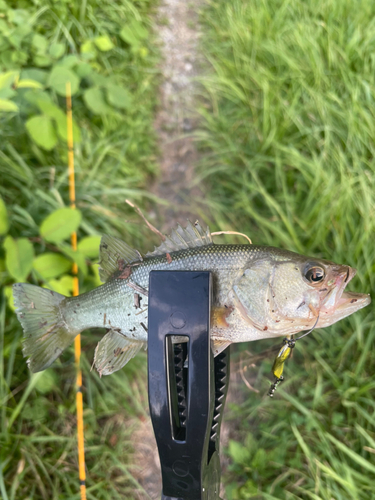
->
[132,2,206,497]
[150,0,205,234]
[131,1,249,498]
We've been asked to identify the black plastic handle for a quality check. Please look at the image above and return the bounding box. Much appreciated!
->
[148,271,229,500]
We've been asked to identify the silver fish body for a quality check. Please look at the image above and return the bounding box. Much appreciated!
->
[13,223,371,375]
[64,244,255,344]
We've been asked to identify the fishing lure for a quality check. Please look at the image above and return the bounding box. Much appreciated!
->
[268,316,319,397]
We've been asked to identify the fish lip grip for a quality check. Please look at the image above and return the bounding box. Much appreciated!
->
[148,271,230,500]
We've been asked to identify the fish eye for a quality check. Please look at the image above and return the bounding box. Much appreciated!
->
[304,266,325,284]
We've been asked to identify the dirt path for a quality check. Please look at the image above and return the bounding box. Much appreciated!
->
[132,2,205,498]
[131,2,248,498]
[150,0,205,233]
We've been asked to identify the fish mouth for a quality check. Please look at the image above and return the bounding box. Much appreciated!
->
[336,291,371,311]
[319,266,371,325]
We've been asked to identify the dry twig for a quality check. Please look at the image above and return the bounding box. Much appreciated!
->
[126,199,166,241]
[212,231,252,244]
[239,352,259,393]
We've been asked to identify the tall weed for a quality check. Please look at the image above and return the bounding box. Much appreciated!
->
[199,0,375,498]
[0,0,159,498]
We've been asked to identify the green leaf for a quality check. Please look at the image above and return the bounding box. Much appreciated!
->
[11,50,28,65]
[20,68,48,85]
[60,246,88,277]
[4,285,16,312]
[90,264,102,287]
[106,84,132,110]
[80,40,97,59]
[17,79,43,89]
[36,98,63,118]
[120,21,148,48]
[228,440,251,465]
[0,196,9,235]
[33,253,72,279]
[48,66,80,96]
[131,20,148,40]
[32,33,48,55]
[25,115,57,150]
[83,87,110,114]
[8,9,29,26]
[37,100,81,143]
[75,62,92,78]
[40,208,82,243]
[120,27,139,48]
[55,113,81,144]
[23,89,50,106]
[9,24,31,46]
[0,98,18,112]
[0,51,12,68]
[43,275,73,296]
[49,43,65,59]
[94,35,114,52]
[3,236,34,282]
[88,72,109,86]
[8,33,23,50]
[0,87,16,99]
[33,55,52,67]
[34,370,57,394]
[77,236,101,258]
[0,71,19,89]
[58,55,79,68]
[250,448,267,471]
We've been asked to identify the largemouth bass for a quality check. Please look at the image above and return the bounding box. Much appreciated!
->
[13,221,371,376]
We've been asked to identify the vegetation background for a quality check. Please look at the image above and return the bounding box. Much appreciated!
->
[1,0,374,499]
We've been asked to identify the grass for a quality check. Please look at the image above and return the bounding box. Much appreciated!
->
[0,0,160,498]
[1,311,150,499]
[1,0,161,240]
[2,0,375,498]
[197,0,375,498]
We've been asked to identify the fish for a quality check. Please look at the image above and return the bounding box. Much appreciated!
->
[12,221,371,376]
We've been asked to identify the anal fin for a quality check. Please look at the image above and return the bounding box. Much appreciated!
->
[94,330,144,376]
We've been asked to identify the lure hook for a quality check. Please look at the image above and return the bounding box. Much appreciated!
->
[268,314,320,397]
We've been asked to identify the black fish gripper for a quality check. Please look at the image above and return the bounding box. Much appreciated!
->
[148,271,230,500]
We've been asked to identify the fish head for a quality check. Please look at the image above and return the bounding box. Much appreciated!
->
[232,250,371,337]
[303,260,371,328]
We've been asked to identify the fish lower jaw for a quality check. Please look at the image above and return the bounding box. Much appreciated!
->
[318,291,371,327]
[335,291,371,310]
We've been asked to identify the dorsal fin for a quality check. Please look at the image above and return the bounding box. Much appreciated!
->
[99,235,142,282]
[146,220,213,257]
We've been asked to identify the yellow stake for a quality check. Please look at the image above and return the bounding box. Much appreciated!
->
[66,81,87,500]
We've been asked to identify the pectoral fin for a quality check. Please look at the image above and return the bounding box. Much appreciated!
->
[94,330,144,376]
[212,339,232,356]
[232,261,271,331]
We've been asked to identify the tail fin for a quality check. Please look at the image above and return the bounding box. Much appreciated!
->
[13,283,77,373]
